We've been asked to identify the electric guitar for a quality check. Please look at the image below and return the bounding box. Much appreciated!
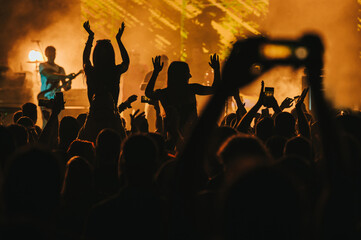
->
[37,70,83,100]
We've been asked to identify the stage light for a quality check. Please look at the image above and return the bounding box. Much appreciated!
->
[260,44,292,60]
[295,47,308,60]
[28,50,43,62]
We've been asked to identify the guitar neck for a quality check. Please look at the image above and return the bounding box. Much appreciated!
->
[38,70,83,100]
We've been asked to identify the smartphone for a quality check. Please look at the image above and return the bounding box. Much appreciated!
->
[264,87,274,97]
[263,87,274,108]
[222,34,323,96]
[259,42,309,62]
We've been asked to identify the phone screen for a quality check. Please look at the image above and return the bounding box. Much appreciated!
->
[264,87,274,97]
[260,43,308,61]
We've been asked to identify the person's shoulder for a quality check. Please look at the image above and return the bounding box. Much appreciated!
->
[58,65,65,73]
[54,63,64,70]
[39,62,48,69]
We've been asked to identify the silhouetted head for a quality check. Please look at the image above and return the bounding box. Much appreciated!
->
[7,124,28,148]
[3,145,61,219]
[284,136,314,164]
[275,112,296,139]
[61,156,93,203]
[224,167,301,240]
[120,134,158,187]
[95,128,121,167]
[255,116,274,142]
[167,61,192,88]
[276,155,313,194]
[266,135,287,160]
[16,116,34,129]
[218,134,272,176]
[45,46,56,63]
[76,113,87,128]
[13,110,23,123]
[21,103,37,124]
[59,116,80,151]
[67,139,95,166]
[93,40,115,68]
[206,126,238,177]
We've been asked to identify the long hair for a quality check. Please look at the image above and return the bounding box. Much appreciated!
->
[167,61,191,89]
[93,39,116,68]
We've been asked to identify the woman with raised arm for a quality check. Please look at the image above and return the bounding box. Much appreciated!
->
[145,54,221,134]
[83,21,130,106]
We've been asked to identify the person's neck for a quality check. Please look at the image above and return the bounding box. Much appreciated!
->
[47,60,55,65]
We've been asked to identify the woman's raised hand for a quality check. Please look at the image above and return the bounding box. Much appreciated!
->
[208,53,220,71]
[116,22,125,41]
[83,20,94,36]
[152,56,164,73]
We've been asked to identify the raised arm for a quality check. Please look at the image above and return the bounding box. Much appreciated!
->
[116,22,130,73]
[209,53,221,89]
[268,95,282,118]
[38,95,64,148]
[190,53,221,95]
[295,88,311,139]
[280,97,294,111]
[232,89,247,127]
[145,56,163,99]
[236,81,264,133]
[83,21,94,69]
[118,94,137,114]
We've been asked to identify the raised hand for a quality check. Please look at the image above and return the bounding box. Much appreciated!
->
[295,87,309,108]
[116,22,125,41]
[208,53,220,71]
[268,95,280,110]
[130,109,148,133]
[152,56,164,73]
[280,97,294,110]
[130,109,144,121]
[83,21,94,36]
[127,94,137,104]
[256,80,265,106]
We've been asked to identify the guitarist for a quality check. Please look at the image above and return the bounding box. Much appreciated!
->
[39,46,76,99]
[39,46,76,126]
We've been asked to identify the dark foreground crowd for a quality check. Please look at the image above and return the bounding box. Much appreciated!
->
[0,22,360,240]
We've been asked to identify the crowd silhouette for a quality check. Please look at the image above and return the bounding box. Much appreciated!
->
[0,20,360,240]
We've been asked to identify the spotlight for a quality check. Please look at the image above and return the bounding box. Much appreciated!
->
[295,47,308,60]
[28,50,44,62]
[260,44,292,60]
